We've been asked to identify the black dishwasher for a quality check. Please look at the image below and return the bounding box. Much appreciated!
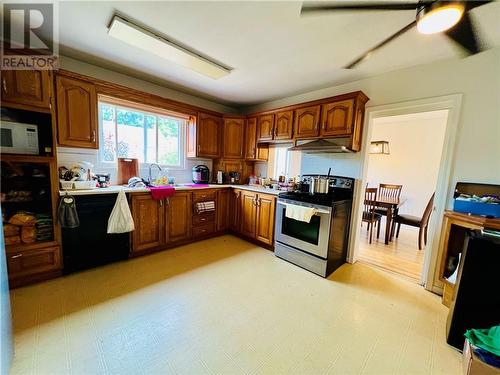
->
[62,194,130,274]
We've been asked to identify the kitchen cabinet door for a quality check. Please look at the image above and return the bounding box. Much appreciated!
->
[131,195,164,254]
[1,70,52,110]
[229,189,242,233]
[274,110,294,140]
[240,190,257,238]
[166,192,192,244]
[256,144,269,161]
[196,112,222,158]
[244,117,258,160]
[223,118,245,158]
[294,105,321,139]
[321,99,354,137]
[257,114,275,142]
[256,194,276,246]
[56,75,98,148]
[6,246,61,280]
[217,189,230,232]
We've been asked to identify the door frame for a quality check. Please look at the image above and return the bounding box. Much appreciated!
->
[347,94,462,292]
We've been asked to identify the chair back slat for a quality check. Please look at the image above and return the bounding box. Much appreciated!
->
[378,184,403,200]
[364,188,378,218]
[421,193,435,226]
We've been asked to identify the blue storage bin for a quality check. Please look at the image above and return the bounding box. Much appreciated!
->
[453,199,500,218]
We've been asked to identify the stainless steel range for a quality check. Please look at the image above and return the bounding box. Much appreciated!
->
[274,175,355,277]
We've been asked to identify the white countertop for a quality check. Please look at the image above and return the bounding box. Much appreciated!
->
[59,184,283,196]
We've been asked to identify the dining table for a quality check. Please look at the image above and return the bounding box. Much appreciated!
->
[366,196,407,245]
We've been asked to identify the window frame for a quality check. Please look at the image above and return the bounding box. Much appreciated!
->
[97,96,187,170]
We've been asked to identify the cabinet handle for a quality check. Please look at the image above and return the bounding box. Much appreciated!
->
[11,254,22,259]
[2,78,7,93]
[159,199,163,207]
[165,198,169,206]
[200,217,206,222]
[197,144,201,154]
[258,198,262,207]
[91,130,96,143]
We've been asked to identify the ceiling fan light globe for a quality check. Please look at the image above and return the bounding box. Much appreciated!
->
[416,4,464,35]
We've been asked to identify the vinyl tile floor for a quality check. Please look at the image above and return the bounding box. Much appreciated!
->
[10,235,461,375]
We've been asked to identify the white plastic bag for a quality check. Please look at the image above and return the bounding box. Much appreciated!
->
[107,189,135,233]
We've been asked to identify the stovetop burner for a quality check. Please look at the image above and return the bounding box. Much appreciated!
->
[280,175,355,206]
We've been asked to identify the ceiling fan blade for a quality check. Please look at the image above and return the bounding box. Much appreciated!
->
[301,2,419,14]
[444,13,480,54]
[344,20,416,68]
[465,1,493,11]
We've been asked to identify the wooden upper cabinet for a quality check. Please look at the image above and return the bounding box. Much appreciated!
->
[187,112,221,158]
[321,99,354,137]
[240,190,257,238]
[56,75,98,148]
[1,70,52,110]
[255,194,276,246]
[274,110,293,140]
[244,117,258,160]
[166,192,192,244]
[131,194,164,254]
[222,118,245,159]
[257,114,275,142]
[294,105,321,139]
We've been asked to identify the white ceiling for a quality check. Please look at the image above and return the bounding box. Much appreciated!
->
[54,1,500,107]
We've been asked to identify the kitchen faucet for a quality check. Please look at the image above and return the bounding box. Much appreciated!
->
[148,163,162,185]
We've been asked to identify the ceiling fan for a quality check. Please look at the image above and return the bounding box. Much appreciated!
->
[301,1,492,68]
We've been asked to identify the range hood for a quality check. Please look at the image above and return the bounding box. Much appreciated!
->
[289,139,353,154]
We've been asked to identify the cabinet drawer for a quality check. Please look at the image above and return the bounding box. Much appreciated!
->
[193,213,216,226]
[7,246,61,279]
[193,223,216,238]
[193,190,217,203]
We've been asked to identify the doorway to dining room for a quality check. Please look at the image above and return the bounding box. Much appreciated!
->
[357,110,448,282]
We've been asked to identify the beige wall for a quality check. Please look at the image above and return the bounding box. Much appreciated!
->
[245,48,500,195]
[367,111,448,217]
[59,56,238,114]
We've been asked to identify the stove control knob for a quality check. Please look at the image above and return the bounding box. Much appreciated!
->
[345,180,351,187]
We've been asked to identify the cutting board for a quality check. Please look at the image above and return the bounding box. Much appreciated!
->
[117,158,139,185]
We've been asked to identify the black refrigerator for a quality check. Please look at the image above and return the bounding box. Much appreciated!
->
[446,228,500,350]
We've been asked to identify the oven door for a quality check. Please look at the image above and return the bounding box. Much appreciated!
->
[275,198,332,259]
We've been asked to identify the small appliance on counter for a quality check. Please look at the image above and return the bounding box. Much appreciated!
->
[95,173,110,188]
[216,170,224,184]
[192,165,210,184]
[228,171,241,184]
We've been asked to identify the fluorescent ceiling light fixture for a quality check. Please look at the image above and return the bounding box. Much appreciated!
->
[417,4,464,35]
[108,15,231,79]
[369,140,390,155]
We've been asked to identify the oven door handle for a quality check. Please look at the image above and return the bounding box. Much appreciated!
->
[279,202,331,215]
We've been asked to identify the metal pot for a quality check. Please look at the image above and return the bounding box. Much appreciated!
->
[309,177,329,194]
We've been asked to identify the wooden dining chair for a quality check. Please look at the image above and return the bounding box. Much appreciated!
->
[375,183,403,216]
[391,193,435,250]
[362,187,382,244]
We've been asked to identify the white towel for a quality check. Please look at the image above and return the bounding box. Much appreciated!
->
[285,204,317,223]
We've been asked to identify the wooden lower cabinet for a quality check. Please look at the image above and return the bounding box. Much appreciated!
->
[6,246,61,285]
[166,192,192,244]
[229,189,242,232]
[131,194,165,254]
[240,190,257,238]
[255,194,276,245]
[233,190,276,247]
[217,189,230,231]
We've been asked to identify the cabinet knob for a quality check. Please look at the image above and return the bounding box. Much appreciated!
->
[92,130,96,143]
[159,199,163,206]
[11,254,22,259]
[2,78,7,93]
